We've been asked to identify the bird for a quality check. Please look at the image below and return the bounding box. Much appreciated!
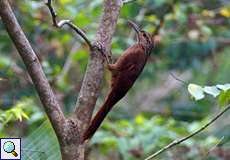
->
[83,20,160,141]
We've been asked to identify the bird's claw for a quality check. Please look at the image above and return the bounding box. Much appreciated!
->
[92,42,106,54]
[92,42,111,64]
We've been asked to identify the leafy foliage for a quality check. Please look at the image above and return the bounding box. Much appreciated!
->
[0,0,230,159]
[89,115,225,160]
[188,83,230,102]
[0,99,29,126]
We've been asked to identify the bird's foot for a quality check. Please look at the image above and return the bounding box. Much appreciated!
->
[92,41,105,54]
[92,42,111,64]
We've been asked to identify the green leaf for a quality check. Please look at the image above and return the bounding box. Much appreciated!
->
[13,108,23,121]
[21,112,29,120]
[218,90,230,106]
[203,86,220,97]
[188,83,205,100]
[135,114,146,125]
[60,0,72,5]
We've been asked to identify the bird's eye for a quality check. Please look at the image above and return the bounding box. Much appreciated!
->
[143,33,147,37]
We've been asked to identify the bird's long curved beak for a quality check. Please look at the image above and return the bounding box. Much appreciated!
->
[128,20,141,34]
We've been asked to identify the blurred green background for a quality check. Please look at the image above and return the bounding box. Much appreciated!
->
[0,0,230,159]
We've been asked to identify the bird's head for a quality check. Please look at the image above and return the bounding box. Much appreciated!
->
[128,20,158,54]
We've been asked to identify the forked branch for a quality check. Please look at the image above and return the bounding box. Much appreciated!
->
[0,0,65,139]
[74,0,123,132]
[45,0,93,49]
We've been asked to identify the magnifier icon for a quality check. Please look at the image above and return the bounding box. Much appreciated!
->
[3,141,18,157]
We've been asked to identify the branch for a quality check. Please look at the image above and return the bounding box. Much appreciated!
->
[144,103,230,160]
[45,0,93,49]
[0,0,65,139]
[170,72,188,85]
[122,0,137,4]
[74,0,123,132]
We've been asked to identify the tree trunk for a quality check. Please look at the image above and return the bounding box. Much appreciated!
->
[0,0,123,159]
[61,144,85,160]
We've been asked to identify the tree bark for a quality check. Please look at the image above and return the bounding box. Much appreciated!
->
[74,0,123,133]
[0,0,65,141]
[0,0,123,159]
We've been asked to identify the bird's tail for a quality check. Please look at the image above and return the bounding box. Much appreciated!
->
[83,90,120,141]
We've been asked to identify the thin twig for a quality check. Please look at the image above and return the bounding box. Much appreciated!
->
[0,0,65,139]
[45,0,92,48]
[170,72,188,85]
[144,104,230,160]
[122,0,137,4]
[45,0,58,26]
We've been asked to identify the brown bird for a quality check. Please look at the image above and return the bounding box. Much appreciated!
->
[83,21,159,141]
